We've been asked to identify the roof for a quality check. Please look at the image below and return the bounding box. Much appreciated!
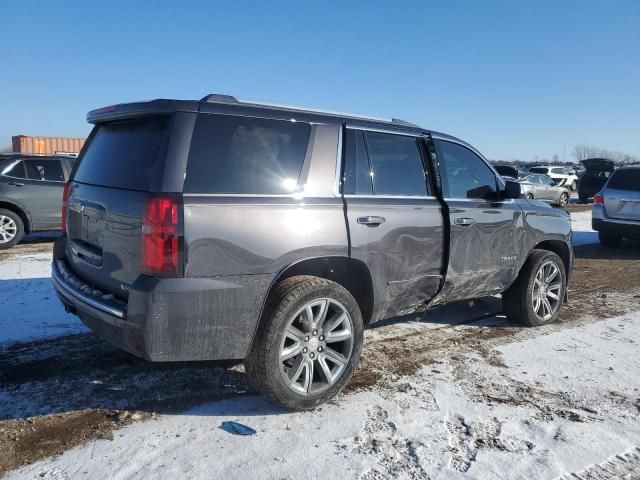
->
[87,93,422,131]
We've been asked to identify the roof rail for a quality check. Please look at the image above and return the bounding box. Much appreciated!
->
[199,94,419,127]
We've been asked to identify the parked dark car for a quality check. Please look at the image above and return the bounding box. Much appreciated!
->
[0,155,75,248]
[493,165,519,180]
[52,95,573,410]
[578,158,615,203]
[592,166,640,246]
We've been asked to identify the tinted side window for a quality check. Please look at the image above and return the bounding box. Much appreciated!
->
[364,131,428,196]
[4,161,26,179]
[24,159,64,182]
[343,129,373,195]
[608,169,640,191]
[436,140,497,199]
[185,115,311,194]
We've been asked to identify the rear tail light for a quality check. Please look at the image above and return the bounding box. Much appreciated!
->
[593,193,604,205]
[61,182,71,232]
[141,197,182,276]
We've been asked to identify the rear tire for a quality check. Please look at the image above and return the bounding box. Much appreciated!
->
[599,232,622,248]
[245,276,364,411]
[0,209,24,250]
[503,250,566,327]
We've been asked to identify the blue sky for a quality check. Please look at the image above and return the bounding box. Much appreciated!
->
[1,0,638,161]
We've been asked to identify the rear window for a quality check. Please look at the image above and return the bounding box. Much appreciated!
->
[184,114,311,194]
[530,167,549,174]
[73,116,170,191]
[607,169,640,191]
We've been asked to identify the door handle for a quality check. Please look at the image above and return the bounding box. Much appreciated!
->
[357,216,386,226]
[454,217,476,227]
[7,182,24,187]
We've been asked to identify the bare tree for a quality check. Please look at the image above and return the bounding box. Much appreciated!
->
[572,144,640,165]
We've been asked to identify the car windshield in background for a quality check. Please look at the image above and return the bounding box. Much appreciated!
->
[529,167,549,174]
[607,169,640,191]
[73,116,171,191]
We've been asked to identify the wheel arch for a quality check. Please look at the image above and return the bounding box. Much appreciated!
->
[529,240,572,291]
[0,200,31,234]
[263,256,375,327]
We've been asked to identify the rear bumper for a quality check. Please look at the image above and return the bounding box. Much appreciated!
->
[52,236,273,362]
[592,206,640,238]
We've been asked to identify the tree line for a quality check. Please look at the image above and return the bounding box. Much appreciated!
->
[571,144,639,165]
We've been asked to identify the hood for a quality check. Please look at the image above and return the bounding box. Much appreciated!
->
[581,158,615,172]
[494,165,519,178]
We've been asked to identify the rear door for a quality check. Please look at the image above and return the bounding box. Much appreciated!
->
[433,137,521,302]
[342,126,444,320]
[604,169,640,221]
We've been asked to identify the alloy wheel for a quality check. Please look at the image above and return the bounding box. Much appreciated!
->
[0,215,17,244]
[279,298,354,395]
[560,193,568,206]
[531,260,563,322]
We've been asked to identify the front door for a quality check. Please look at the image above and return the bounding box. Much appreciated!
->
[342,127,444,322]
[432,137,521,304]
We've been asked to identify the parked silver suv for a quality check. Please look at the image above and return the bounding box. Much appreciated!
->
[52,95,573,410]
[592,166,640,247]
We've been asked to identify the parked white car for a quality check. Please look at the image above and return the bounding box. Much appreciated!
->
[529,166,579,191]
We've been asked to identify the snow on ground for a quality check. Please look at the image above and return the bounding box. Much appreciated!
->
[0,251,87,346]
[8,312,640,480]
[570,209,598,247]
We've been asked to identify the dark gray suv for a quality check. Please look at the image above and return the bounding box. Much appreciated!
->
[52,95,573,410]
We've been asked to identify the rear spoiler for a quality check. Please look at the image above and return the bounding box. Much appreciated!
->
[87,99,199,124]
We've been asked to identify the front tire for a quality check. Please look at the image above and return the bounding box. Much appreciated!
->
[503,250,566,327]
[525,193,534,199]
[0,209,24,250]
[599,232,622,248]
[245,276,364,411]
[557,192,569,207]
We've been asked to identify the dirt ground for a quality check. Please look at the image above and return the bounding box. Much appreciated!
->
[1,231,639,476]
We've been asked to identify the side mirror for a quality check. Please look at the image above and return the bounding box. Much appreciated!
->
[502,180,522,199]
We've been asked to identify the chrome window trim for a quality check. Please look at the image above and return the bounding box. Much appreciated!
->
[344,194,438,201]
[345,125,424,137]
[334,126,343,197]
[444,197,517,204]
[183,193,305,198]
